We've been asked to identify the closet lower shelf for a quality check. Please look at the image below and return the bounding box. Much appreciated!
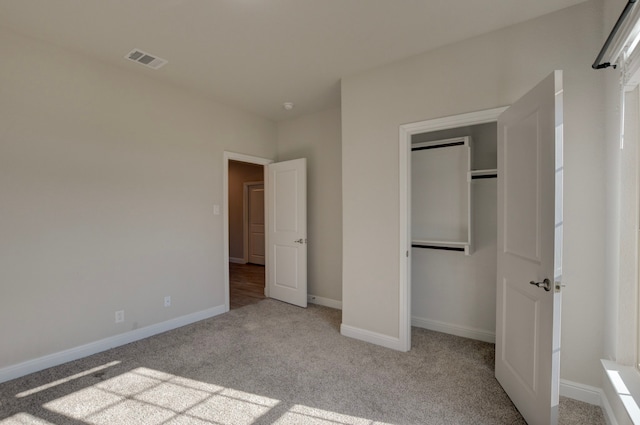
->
[411,240,472,255]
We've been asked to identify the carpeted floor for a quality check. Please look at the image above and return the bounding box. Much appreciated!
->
[0,300,605,424]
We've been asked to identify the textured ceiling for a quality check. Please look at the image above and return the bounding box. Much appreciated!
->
[0,0,589,120]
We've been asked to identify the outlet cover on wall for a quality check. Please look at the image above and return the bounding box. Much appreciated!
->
[115,310,125,323]
[164,296,171,307]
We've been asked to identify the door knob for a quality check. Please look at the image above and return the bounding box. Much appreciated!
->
[529,278,551,292]
[294,238,307,244]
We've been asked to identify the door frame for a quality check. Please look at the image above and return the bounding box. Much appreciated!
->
[243,181,265,264]
[223,151,273,312]
[398,107,507,350]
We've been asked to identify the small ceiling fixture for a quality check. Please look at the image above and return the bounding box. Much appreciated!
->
[283,102,294,111]
[125,48,168,70]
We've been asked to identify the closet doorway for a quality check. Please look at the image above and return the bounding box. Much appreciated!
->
[398,107,506,350]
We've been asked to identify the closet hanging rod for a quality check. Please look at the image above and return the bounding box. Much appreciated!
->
[471,174,497,180]
[411,244,465,252]
[412,141,465,152]
[592,0,637,69]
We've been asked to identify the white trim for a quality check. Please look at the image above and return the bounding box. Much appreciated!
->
[307,295,342,310]
[340,324,405,351]
[399,123,411,352]
[558,379,620,424]
[398,107,508,352]
[0,305,226,384]
[558,379,619,423]
[229,257,246,264]
[411,316,495,343]
[603,402,620,425]
[601,387,621,425]
[223,151,273,312]
[401,107,508,135]
[559,379,604,406]
[602,359,640,425]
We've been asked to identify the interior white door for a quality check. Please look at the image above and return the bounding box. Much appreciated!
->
[496,70,563,425]
[248,184,265,265]
[267,158,307,307]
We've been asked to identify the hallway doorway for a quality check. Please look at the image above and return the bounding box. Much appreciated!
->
[227,158,267,310]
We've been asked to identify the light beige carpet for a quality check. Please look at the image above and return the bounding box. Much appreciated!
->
[0,299,605,424]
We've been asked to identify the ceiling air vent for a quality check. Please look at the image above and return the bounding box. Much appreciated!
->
[125,49,168,70]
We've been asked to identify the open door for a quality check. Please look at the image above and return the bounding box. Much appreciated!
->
[266,158,307,307]
[247,183,265,265]
[496,71,563,425]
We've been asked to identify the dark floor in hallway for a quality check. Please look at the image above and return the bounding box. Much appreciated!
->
[229,262,265,309]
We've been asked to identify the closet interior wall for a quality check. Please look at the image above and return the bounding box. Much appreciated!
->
[411,122,498,343]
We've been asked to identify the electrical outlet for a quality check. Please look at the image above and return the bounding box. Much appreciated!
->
[164,296,171,307]
[115,310,124,323]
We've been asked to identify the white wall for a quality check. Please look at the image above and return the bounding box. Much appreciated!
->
[277,108,343,304]
[0,28,277,370]
[342,0,605,388]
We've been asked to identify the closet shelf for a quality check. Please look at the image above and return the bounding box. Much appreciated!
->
[412,239,470,254]
[412,136,473,255]
[470,169,497,179]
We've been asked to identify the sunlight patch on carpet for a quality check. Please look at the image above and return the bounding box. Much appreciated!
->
[274,404,395,425]
[40,367,279,425]
[15,361,121,398]
[2,366,400,425]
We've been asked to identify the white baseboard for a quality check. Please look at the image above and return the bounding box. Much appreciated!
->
[601,359,640,425]
[340,324,405,351]
[229,257,246,264]
[307,294,342,310]
[560,379,603,405]
[411,316,495,343]
[559,379,620,424]
[0,305,227,384]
